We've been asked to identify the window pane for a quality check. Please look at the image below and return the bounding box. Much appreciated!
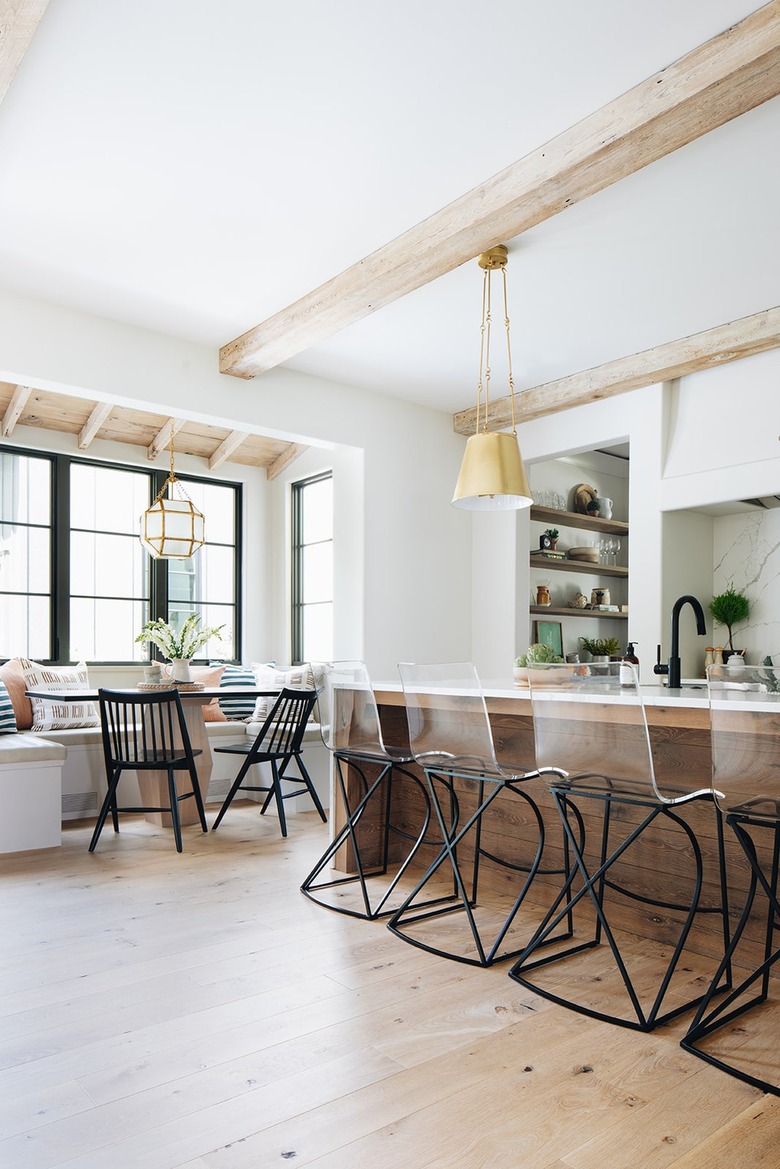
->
[168,562,197,604]
[303,603,333,661]
[70,532,148,598]
[302,543,332,603]
[70,598,150,662]
[182,480,235,535]
[0,594,50,659]
[302,478,332,544]
[71,464,150,533]
[196,544,235,604]
[201,604,235,660]
[0,452,51,524]
[0,523,50,593]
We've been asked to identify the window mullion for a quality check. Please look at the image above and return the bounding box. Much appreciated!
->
[54,455,70,662]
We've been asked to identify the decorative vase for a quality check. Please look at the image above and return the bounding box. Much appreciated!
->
[170,658,192,683]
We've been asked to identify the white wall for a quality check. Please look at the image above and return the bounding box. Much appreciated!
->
[474,348,780,683]
[0,289,472,680]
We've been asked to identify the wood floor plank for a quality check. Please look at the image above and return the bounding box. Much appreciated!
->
[0,812,773,1169]
[664,1096,780,1168]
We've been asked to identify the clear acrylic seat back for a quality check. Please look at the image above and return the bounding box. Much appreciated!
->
[708,663,780,820]
[525,662,669,799]
[313,660,389,759]
[398,661,505,777]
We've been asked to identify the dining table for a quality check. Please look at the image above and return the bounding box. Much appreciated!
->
[25,685,281,828]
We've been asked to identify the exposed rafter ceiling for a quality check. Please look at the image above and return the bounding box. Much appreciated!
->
[0,382,306,478]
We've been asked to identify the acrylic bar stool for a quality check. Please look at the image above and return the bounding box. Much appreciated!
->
[387,661,574,967]
[508,661,732,1031]
[682,664,780,1094]
[300,661,441,920]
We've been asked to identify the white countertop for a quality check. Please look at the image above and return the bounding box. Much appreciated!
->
[376,680,780,712]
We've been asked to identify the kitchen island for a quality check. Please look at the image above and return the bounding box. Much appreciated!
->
[335,680,775,972]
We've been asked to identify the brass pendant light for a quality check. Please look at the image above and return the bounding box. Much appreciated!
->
[140,431,205,559]
[452,245,532,511]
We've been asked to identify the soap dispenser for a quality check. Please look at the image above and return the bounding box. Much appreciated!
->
[620,642,639,686]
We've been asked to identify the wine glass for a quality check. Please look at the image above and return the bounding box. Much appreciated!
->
[611,538,621,567]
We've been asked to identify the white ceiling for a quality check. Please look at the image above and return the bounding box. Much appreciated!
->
[0,0,777,415]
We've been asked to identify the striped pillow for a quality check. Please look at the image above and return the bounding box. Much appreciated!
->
[211,662,257,721]
[19,658,99,732]
[0,678,18,734]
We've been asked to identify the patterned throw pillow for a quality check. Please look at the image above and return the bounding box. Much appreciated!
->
[211,662,257,721]
[19,658,99,732]
[0,678,18,734]
[250,662,314,722]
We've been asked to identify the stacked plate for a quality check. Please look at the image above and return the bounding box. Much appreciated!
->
[568,546,600,564]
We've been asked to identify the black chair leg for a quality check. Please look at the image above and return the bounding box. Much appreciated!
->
[189,764,208,832]
[89,768,123,852]
[276,753,327,822]
[270,760,288,837]
[212,756,255,830]
[168,769,183,853]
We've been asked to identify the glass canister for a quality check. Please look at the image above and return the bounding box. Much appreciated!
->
[536,584,551,606]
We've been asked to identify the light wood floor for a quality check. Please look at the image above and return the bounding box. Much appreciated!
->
[1,808,779,1169]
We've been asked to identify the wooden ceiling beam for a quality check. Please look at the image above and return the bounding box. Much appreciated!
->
[266,443,308,481]
[0,0,50,105]
[2,384,32,436]
[77,402,113,449]
[220,3,780,380]
[453,306,780,432]
[148,417,184,461]
[208,429,246,471]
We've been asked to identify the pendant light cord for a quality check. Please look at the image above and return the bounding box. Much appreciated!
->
[475,252,517,437]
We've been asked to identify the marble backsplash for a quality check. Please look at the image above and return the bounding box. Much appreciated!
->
[713,509,780,664]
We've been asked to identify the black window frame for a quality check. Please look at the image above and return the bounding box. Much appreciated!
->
[290,470,333,666]
[0,443,242,664]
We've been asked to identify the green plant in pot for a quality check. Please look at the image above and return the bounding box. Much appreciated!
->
[709,584,749,657]
[579,635,621,661]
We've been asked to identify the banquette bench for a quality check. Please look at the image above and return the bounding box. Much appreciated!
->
[0,661,329,854]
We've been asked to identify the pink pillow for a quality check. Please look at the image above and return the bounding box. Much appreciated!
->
[187,664,226,721]
[0,658,33,730]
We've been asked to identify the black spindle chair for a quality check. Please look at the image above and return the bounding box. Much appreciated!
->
[212,687,325,838]
[90,688,206,854]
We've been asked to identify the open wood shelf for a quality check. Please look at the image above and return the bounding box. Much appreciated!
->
[529,555,628,578]
[530,605,628,620]
[530,505,629,536]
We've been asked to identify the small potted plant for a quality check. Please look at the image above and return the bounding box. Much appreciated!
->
[579,635,621,663]
[586,497,601,516]
[709,584,750,660]
[545,527,560,550]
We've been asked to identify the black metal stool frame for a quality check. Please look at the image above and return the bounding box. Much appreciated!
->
[387,764,581,967]
[509,781,732,1031]
[300,748,452,920]
[682,810,780,1094]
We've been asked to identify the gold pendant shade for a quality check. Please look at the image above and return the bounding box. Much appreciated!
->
[451,245,532,511]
